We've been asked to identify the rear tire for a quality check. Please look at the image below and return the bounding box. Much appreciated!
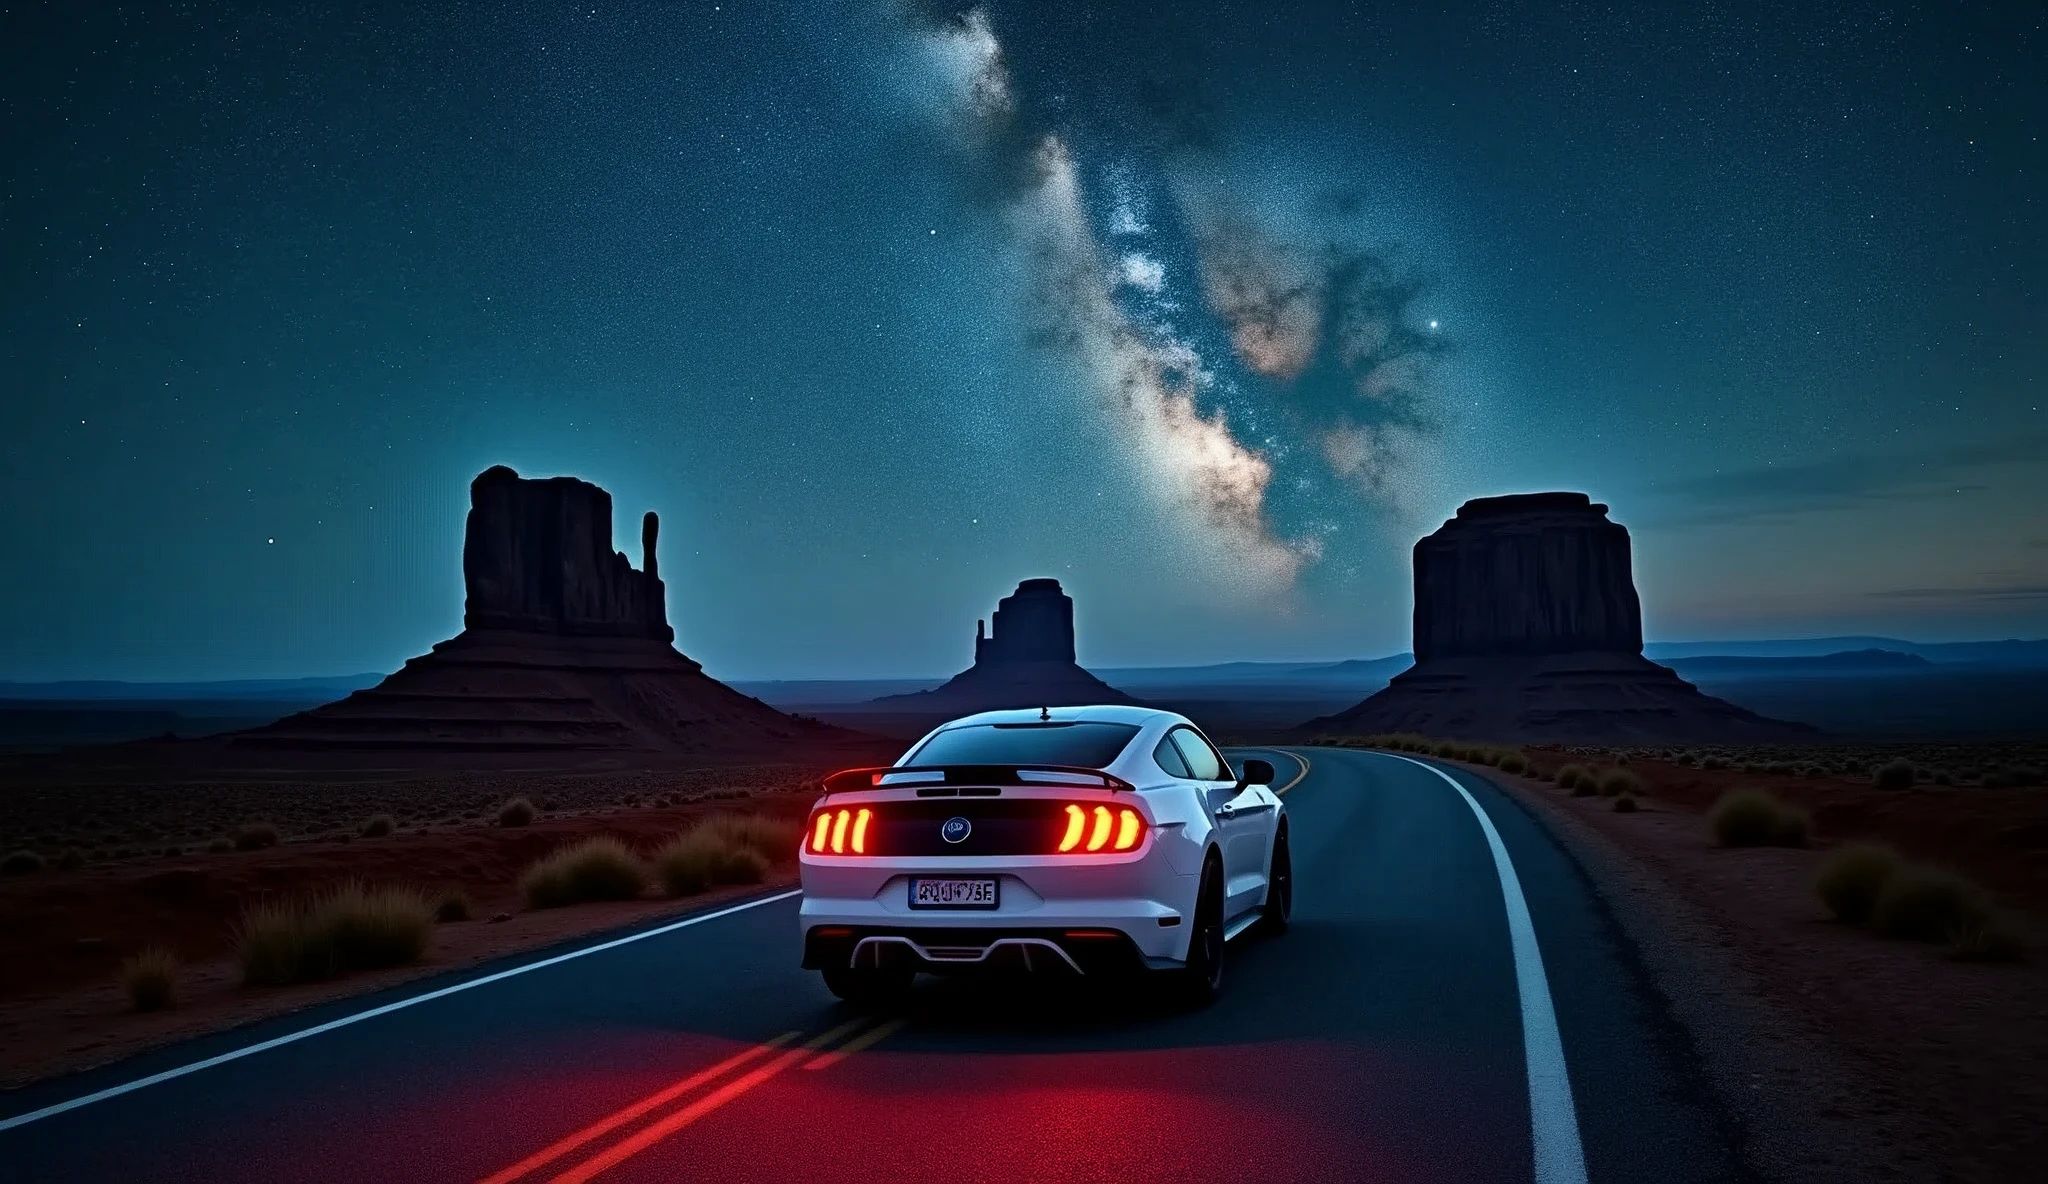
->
[1172,854,1226,1006]
[821,963,914,1008]
[1255,825,1292,936]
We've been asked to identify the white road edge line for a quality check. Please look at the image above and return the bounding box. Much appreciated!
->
[0,889,803,1134]
[1375,753,1589,1184]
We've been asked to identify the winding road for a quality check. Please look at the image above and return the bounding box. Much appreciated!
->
[0,749,1747,1183]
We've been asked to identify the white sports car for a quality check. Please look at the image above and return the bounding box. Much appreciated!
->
[798,705,1289,1006]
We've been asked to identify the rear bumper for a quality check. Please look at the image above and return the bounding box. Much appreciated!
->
[798,850,1196,966]
[801,925,1150,975]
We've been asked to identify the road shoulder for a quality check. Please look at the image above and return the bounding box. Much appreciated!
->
[1454,762,1909,1184]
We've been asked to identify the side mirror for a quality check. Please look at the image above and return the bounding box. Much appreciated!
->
[1238,758,1275,787]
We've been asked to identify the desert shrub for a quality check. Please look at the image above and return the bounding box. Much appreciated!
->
[1597,768,1641,797]
[1701,755,1729,771]
[498,796,536,828]
[1874,868,1994,945]
[654,830,764,896]
[2,849,45,874]
[1931,769,1953,786]
[360,814,394,838]
[1709,790,1809,847]
[1432,742,1456,758]
[1873,760,1916,790]
[233,822,281,851]
[122,946,178,1011]
[1984,766,2043,789]
[1613,793,1638,813]
[1803,766,1826,779]
[206,837,234,853]
[237,883,433,986]
[652,813,794,896]
[1675,752,1696,766]
[57,847,85,871]
[700,813,800,860]
[1815,844,1901,923]
[434,890,471,923]
[521,838,646,909]
[1555,764,1588,791]
[1496,751,1528,774]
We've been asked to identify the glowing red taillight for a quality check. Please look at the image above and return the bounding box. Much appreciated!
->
[809,806,876,855]
[1057,804,1143,854]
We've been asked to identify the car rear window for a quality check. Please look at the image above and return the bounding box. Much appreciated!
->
[903,722,1143,769]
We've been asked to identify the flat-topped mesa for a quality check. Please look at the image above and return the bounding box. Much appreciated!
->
[228,465,878,766]
[1413,492,1643,661]
[874,578,1138,712]
[974,577,1078,666]
[461,465,673,642]
[1303,491,1812,742]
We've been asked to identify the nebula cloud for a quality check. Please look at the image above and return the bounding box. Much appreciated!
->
[898,3,1446,586]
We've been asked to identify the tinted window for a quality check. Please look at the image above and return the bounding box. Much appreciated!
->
[1171,728,1227,781]
[905,722,1142,769]
[1152,735,1191,779]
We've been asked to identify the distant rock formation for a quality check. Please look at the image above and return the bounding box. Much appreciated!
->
[1304,493,1813,743]
[233,467,871,766]
[874,579,1139,714]
[462,466,674,641]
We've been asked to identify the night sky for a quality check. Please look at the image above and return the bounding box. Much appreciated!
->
[3,1,2043,682]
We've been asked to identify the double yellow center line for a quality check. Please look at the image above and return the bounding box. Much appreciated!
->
[479,1017,908,1184]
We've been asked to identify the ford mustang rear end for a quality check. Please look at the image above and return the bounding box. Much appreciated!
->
[797,706,1287,1006]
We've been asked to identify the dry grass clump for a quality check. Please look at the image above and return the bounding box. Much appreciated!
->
[1613,793,1638,813]
[654,830,766,896]
[1873,760,1916,790]
[497,796,536,828]
[237,883,434,986]
[122,946,179,1011]
[521,838,646,909]
[1815,844,1901,924]
[206,837,234,853]
[359,814,394,838]
[2,849,46,874]
[232,822,281,851]
[1555,764,1593,795]
[1815,846,2026,960]
[1709,790,1809,847]
[699,813,800,860]
[434,889,471,922]
[1596,768,1640,797]
[1495,751,1528,774]
[652,814,798,897]
[1874,868,1988,943]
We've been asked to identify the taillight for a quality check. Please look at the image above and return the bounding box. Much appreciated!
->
[810,806,876,855]
[1057,804,1143,854]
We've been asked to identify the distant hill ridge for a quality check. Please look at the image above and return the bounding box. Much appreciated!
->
[10,638,2045,702]
[1666,649,1931,675]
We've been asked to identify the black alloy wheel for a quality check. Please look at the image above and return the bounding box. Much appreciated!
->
[1176,853,1226,1005]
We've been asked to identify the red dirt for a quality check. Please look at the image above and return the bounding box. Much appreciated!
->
[1487,752,2048,1183]
[0,790,818,1089]
[1531,755,2048,911]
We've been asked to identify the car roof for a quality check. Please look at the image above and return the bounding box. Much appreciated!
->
[931,704,1184,729]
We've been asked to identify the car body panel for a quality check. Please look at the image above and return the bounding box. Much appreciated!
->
[798,705,1284,974]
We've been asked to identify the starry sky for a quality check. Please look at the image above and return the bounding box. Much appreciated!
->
[2,1,2043,682]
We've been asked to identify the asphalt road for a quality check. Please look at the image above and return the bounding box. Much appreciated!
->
[0,748,1748,1183]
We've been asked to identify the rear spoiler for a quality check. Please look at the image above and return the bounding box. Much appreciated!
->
[818,764,1134,798]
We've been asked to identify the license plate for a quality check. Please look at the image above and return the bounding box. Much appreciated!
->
[909,877,999,909]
